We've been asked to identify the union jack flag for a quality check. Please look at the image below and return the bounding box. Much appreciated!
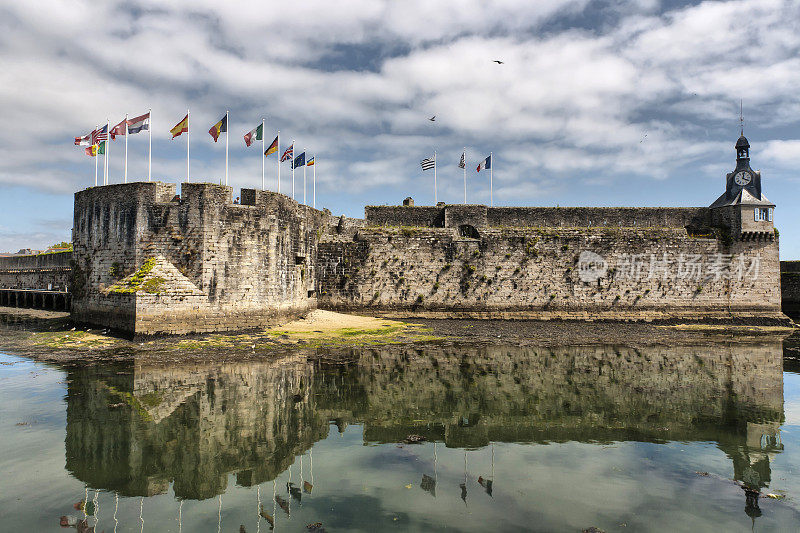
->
[281,144,293,162]
[91,125,108,144]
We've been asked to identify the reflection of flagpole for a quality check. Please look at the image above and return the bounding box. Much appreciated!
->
[310,448,314,485]
[225,110,229,186]
[124,113,128,183]
[257,486,261,533]
[178,500,183,533]
[217,494,222,533]
[148,108,152,182]
[114,493,119,533]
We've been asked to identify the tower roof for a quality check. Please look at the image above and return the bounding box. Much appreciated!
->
[736,134,750,149]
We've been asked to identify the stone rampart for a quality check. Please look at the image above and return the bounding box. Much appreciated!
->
[0,252,72,291]
[781,260,800,317]
[317,225,782,321]
[365,205,711,230]
[71,182,334,336]
[67,183,787,334]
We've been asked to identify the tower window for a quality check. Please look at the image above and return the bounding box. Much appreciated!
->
[754,208,770,222]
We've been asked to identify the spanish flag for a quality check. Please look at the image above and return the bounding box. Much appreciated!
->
[85,144,98,157]
[264,135,278,157]
[170,114,188,139]
[209,114,227,142]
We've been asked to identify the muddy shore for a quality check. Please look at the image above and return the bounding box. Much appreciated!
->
[0,306,796,365]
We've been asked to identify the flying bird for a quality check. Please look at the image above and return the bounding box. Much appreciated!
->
[428,115,436,122]
[493,60,504,64]
[640,132,648,143]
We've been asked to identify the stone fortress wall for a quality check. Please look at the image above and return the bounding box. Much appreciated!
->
[70,182,335,335]
[0,251,71,291]
[318,203,782,321]
[0,176,790,334]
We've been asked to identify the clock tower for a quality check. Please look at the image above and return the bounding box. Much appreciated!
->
[710,133,775,242]
[725,134,762,200]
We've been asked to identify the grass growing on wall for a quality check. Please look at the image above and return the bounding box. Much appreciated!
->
[108,257,164,294]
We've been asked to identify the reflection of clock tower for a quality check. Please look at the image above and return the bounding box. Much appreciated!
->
[710,133,775,241]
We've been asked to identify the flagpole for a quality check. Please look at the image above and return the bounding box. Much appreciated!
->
[105,119,110,185]
[261,118,265,191]
[303,148,307,205]
[94,150,98,187]
[463,147,467,204]
[313,155,316,209]
[277,130,281,194]
[124,113,128,184]
[433,151,437,205]
[291,138,295,200]
[225,110,229,186]
[148,108,152,182]
[186,108,190,182]
[489,151,493,207]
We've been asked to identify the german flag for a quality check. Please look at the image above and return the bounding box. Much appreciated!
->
[264,135,278,157]
[209,114,227,142]
[170,114,188,139]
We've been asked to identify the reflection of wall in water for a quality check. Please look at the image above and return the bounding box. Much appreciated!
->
[64,341,784,500]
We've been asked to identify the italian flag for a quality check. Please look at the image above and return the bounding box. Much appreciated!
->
[244,123,263,147]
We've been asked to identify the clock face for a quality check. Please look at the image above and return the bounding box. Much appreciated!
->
[734,170,752,186]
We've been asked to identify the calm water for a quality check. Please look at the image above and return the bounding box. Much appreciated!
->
[1,340,800,532]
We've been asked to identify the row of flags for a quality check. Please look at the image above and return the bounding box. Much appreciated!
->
[166,111,317,203]
[420,152,492,173]
[75,110,320,207]
[74,112,152,186]
[420,150,494,205]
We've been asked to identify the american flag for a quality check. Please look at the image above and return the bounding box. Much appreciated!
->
[91,125,108,144]
[281,144,293,162]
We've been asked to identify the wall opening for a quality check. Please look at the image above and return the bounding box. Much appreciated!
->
[458,224,481,239]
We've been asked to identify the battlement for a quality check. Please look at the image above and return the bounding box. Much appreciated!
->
[71,181,334,336]
[365,203,711,231]
[67,179,785,335]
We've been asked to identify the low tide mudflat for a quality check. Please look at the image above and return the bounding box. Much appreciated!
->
[1,306,800,532]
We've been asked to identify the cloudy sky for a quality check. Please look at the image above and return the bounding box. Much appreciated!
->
[1,0,799,256]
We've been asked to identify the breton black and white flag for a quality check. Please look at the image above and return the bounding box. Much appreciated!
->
[458,151,466,169]
[420,156,435,171]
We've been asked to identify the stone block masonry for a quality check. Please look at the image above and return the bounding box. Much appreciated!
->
[71,182,335,336]
[318,204,783,322]
[68,182,786,336]
[781,261,800,317]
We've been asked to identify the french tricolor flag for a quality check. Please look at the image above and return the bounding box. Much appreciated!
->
[477,155,491,172]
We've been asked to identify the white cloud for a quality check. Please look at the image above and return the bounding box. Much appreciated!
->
[1,0,800,248]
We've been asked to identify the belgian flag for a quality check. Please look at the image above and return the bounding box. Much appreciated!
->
[209,114,227,142]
